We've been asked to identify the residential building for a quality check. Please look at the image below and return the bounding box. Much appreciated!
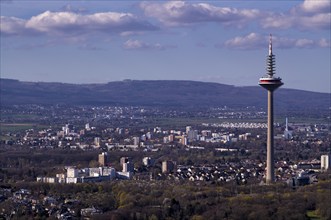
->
[94,137,100,147]
[321,154,331,171]
[143,157,154,166]
[162,160,175,173]
[98,152,108,167]
[67,167,78,178]
[123,162,134,172]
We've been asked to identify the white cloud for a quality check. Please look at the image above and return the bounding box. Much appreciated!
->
[297,0,330,14]
[299,13,331,29]
[2,1,328,39]
[1,10,158,37]
[60,4,87,13]
[122,39,176,50]
[223,33,330,50]
[140,1,260,27]
[295,38,314,47]
[263,0,330,30]
[78,43,105,51]
[140,1,330,31]
[262,12,330,30]
[123,39,145,49]
[318,38,331,48]
[0,16,28,36]
[222,33,265,50]
[262,14,293,29]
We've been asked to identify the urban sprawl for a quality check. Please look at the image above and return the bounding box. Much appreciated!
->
[2,105,330,186]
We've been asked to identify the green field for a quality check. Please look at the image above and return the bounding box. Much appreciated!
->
[0,124,31,141]
[306,210,321,220]
[0,123,49,133]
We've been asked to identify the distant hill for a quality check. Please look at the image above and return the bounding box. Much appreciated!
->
[0,78,329,113]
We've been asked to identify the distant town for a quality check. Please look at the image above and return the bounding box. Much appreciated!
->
[1,104,330,219]
[11,118,330,185]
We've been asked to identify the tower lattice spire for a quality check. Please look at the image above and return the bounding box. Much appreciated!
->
[266,34,276,77]
[269,34,273,56]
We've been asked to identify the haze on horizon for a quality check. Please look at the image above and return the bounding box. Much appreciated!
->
[1,0,330,93]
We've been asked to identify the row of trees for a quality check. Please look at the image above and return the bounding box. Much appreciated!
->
[1,177,331,220]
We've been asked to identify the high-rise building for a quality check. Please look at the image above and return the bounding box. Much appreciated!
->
[133,136,140,145]
[187,130,198,141]
[163,136,169,144]
[181,135,188,145]
[143,157,154,166]
[94,137,100,147]
[168,134,174,142]
[123,162,134,173]
[67,167,78,178]
[162,161,175,173]
[146,132,152,140]
[117,128,123,135]
[120,157,130,166]
[98,152,108,167]
[259,34,283,184]
[63,124,74,135]
[186,126,192,134]
[321,155,331,171]
[85,123,90,131]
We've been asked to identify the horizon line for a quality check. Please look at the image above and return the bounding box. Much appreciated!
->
[0,77,329,94]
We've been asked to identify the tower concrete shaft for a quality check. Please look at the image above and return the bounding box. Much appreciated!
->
[266,90,275,184]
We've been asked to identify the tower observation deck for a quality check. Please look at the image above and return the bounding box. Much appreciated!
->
[259,34,283,184]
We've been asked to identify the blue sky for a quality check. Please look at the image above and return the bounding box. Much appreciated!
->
[1,0,330,93]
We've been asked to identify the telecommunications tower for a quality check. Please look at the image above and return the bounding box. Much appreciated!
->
[259,34,283,184]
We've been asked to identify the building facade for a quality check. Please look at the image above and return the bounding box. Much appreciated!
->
[162,160,175,173]
[98,152,108,167]
[321,154,330,171]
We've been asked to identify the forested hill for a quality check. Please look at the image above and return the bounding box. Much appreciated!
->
[0,78,329,112]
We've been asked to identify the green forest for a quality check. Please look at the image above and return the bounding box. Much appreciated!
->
[1,177,331,220]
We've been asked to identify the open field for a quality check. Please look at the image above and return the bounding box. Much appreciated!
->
[0,123,48,133]
[0,123,35,132]
[0,113,40,119]
[306,210,322,220]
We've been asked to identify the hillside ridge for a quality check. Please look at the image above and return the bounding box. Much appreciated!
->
[1,78,329,113]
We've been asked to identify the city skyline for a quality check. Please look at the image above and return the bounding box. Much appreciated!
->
[1,0,330,93]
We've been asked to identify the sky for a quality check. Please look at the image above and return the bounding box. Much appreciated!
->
[0,0,330,93]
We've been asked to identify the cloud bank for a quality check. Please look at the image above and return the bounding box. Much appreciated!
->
[0,10,158,37]
[1,0,329,50]
[223,33,330,50]
[123,39,176,51]
[140,0,330,31]
[140,1,260,27]
[262,0,330,30]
